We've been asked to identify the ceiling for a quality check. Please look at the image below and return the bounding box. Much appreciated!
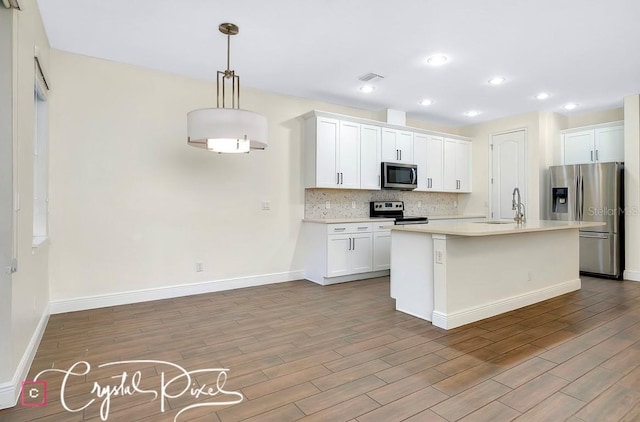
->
[36,0,640,126]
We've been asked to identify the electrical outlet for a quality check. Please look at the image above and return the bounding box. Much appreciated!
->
[453,200,458,208]
[195,262,204,272]
[435,250,444,264]
[418,201,422,208]
[261,201,271,210]
[527,270,532,281]
[325,201,331,209]
[351,201,356,209]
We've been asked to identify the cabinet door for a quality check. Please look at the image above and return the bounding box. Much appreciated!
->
[350,233,373,274]
[595,125,624,163]
[456,140,471,192]
[316,117,340,187]
[413,134,428,191]
[563,130,595,164]
[381,128,400,162]
[338,121,361,188]
[373,231,391,271]
[396,131,414,163]
[327,235,350,277]
[360,124,382,189]
[443,138,458,191]
[426,135,444,191]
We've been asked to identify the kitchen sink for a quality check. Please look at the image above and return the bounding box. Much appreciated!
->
[473,220,515,224]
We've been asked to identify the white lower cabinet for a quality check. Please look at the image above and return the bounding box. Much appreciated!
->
[373,221,394,271]
[304,221,391,285]
[327,231,372,277]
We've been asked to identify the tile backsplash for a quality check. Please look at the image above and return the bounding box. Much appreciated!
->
[305,189,460,219]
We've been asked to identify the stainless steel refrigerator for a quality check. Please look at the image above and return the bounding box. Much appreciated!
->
[549,162,624,278]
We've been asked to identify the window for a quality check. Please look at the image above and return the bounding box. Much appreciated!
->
[33,61,48,247]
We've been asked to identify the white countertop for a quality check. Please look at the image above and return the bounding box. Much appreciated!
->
[302,214,485,224]
[391,220,606,237]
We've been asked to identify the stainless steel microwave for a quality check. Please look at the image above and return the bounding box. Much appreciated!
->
[381,162,417,190]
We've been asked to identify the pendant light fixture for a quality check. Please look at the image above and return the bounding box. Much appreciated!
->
[187,23,268,153]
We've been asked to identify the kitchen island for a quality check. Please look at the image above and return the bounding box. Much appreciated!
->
[390,220,605,329]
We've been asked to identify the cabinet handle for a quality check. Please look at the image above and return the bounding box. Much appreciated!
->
[596,150,599,161]
[334,227,346,231]
[591,150,594,161]
[400,150,402,161]
[428,178,432,188]
[378,175,380,186]
[357,226,368,230]
[352,237,355,251]
[337,173,340,184]
[340,172,343,184]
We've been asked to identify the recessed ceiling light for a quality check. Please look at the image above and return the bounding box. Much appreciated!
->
[536,92,550,100]
[488,76,506,85]
[463,110,480,117]
[359,85,375,93]
[564,103,578,110]
[419,99,434,106]
[426,55,448,66]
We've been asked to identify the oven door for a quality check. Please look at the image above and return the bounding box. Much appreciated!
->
[382,162,417,190]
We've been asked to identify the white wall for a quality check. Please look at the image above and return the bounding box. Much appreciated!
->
[0,8,14,384]
[457,112,542,219]
[566,107,624,128]
[48,50,459,305]
[1,0,51,409]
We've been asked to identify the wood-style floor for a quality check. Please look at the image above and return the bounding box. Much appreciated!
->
[1,276,640,422]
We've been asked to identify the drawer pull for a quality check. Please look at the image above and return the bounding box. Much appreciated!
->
[334,228,346,231]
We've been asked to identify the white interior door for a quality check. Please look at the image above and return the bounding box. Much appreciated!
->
[490,130,527,220]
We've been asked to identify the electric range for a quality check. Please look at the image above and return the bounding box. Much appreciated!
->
[369,201,429,225]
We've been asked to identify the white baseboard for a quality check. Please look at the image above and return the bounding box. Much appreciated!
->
[306,270,390,286]
[50,270,304,314]
[432,278,581,330]
[0,304,50,410]
[623,270,640,282]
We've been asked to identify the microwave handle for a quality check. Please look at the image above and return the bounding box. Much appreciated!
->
[411,167,417,185]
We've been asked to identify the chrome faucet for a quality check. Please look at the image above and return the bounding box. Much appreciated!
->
[512,187,526,224]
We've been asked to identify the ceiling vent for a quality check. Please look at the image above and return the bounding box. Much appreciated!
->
[358,72,384,83]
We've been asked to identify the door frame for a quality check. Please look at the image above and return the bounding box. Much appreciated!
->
[488,128,528,220]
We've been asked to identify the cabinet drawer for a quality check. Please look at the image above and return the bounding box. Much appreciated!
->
[373,221,395,232]
[327,222,373,234]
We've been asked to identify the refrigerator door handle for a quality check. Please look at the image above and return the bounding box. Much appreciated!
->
[575,176,580,221]
[579,175,584,220]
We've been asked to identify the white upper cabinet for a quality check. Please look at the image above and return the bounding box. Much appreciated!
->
[305,116,360,189]
[562,122,623,165]
[563,130,595,165]
[415,134,444,191]
[304,111,470,192]
[313,117,339,187]
[338,121,361,189]
[444,138,471,192]
[360,124,382,190]
[381,128,414,163]
[595,125,624,163]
